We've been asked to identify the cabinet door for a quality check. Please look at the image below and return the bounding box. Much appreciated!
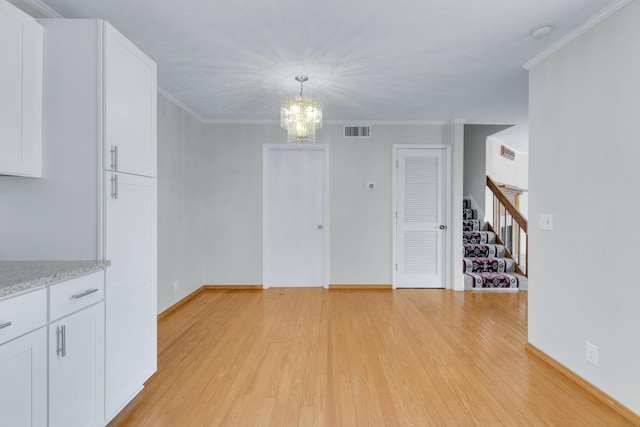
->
[49,302,105,427]
[104,172,157,421]
[0,0,42,177]
[0,328,47,427]
[103,22,157,178]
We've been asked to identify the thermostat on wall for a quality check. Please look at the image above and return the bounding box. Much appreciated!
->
[367,182,376,191]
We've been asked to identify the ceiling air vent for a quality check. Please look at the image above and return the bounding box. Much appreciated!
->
[344,125,371,138]
[501,145,515,161]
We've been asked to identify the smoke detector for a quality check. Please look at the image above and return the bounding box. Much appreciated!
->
[530,24,554,39]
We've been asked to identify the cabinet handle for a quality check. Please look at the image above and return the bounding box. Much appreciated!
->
[0,321,12,330]
[71,288,99,299]
[56,325,66,358]
[110,145,119,171]
[111,174,118,199]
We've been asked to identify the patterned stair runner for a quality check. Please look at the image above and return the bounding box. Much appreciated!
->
[462,199,527,290]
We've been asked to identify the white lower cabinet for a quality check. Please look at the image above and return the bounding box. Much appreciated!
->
[48,270,105,427]
[0,327,47,427]
[0,288,47,427]
[49,302,105,427]
[104,172,157,421]
[0,271,106,427]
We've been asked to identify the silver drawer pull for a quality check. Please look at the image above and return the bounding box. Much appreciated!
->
[0,321,12,330]
[71,288,99,300]
[111,174,119,199]
[110,145,119,171]
[56,325,66,357]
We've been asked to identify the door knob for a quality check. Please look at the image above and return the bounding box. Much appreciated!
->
[317,224,324,229]
[439,225,447,230]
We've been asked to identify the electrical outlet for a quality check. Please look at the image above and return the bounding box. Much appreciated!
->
[586,341,598,366]
[173,280,180,293]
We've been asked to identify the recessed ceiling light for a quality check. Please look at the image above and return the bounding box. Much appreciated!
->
[530,24,554,39]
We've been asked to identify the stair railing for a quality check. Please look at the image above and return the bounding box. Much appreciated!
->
[486,176,528,276]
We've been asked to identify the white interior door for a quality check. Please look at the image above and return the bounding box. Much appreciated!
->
[394,147,449,288]
[263,145,329,288]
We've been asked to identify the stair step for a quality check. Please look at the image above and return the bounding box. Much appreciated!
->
[461,198,525,291]
[463,257,515,273]
[464,272,528,290]
[463,219,485,231]
[463,244,505,258]
[463,231,495,245]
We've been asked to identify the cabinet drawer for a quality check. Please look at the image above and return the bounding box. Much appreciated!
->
[49,272,104,321]
[0,288,47,345]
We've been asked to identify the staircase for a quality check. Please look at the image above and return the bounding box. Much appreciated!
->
[462,199,527,290]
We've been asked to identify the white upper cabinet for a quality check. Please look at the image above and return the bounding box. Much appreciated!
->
[0,0,43,177]
[104,23,157,177]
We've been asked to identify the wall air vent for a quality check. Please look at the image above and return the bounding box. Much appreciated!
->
[501,145,515,161]
[344,126,371,138]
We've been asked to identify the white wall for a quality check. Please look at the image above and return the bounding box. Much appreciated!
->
[0,17,102,260]
[528,0,640,415]
[156,93,208,313]
[485,137,529,220]
[463,124,511,213]
[197,122,464,288]
[198,124,278,285]
[447,121,465,291]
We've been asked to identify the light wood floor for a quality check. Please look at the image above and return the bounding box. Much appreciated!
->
[108,289,633,426]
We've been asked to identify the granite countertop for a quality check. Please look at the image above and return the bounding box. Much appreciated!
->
[0,260,110,299]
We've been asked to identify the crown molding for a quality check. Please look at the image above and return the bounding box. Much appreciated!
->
[22,0,63,18]
[203,119,280,125]
[157,87,208,123]
[523,0,633,70]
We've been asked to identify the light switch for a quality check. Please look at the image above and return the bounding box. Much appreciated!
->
[539,213,553,230]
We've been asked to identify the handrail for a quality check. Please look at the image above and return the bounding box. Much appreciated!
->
[486,175,528,276]
[486,176,527,232]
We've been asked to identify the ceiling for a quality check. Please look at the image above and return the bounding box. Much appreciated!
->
[28,0,615,127]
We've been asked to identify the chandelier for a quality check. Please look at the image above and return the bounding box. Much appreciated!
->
[280,75,323,144]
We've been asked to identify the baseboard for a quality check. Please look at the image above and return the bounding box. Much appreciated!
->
[157,287,205,321]
[202,284,263,290]
[157,285,263,321]
[525,343,640,424]
[329,284,392,290]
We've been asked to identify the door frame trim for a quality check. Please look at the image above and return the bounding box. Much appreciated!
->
[262,144,330,289]
[392,144,452,289]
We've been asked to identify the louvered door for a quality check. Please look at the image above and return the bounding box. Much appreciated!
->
[395,148,448,288]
